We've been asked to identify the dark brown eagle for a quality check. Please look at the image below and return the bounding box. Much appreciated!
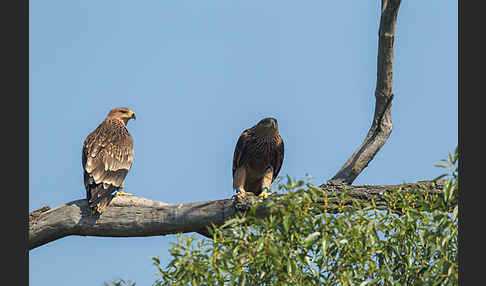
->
[82,107,136,214]
[232,117,284,199]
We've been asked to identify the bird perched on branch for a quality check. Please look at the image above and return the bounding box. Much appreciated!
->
[232,117,284,200]
[82,107,136,215]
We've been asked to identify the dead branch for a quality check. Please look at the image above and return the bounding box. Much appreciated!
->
[29,180,450,250]
[329,0,401,185]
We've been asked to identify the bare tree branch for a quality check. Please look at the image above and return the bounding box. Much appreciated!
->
[329,0,401,185]
[29,179,450,250]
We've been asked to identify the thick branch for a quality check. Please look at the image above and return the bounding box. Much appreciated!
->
[29,179,449,250]
[330,0,401,185]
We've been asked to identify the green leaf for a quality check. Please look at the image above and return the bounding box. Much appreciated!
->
[338,238,348,245]
[256,238,264,252]
[303,232,321,248]
[451,205,458,221]
[321,238,328,256]
[220,217,246,229]
[434,163,448,168]
[432,174,447,181]
[283,216,290,233]
[442,179,452,203]
[287,259,292,274]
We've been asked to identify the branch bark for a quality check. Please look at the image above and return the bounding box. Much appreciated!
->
[329,0,401,185]
[29,179,448,250]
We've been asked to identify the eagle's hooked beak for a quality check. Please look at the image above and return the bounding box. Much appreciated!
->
[130,111,136,120]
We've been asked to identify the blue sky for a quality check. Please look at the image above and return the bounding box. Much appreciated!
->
[29,1,457,285]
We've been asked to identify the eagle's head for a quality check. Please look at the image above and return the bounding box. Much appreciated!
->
[107,107,136,125]
[255,117,279,136]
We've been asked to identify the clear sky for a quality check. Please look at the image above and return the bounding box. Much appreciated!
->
[29,1,457,285]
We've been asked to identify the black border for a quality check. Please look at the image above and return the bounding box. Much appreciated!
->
[3,0,28,285]
[458,1,478,285]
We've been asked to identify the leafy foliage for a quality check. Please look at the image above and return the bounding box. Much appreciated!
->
[104,279,136,286]
[110,147,458,286]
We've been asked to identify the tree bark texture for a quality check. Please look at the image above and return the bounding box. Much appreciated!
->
[330,0,401,185]
[29,180,449,250]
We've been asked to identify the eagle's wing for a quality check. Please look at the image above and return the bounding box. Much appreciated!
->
[232,128,253,178]
[271,136,284,182]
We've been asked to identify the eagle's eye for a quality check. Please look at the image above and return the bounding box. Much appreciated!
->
[263,120,273,127]
[120,110,128,114]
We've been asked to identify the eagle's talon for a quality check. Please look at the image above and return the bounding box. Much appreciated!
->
[235,188,249,198]
[115,190,133,197]
[258,188,275,200]
[233,189,257,211]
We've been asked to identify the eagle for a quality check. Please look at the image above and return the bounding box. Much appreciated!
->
[232,117,284,199]
[82,107,136,214]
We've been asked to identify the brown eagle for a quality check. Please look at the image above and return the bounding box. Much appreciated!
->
[82,107,136,214]
[232,117,284,199]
